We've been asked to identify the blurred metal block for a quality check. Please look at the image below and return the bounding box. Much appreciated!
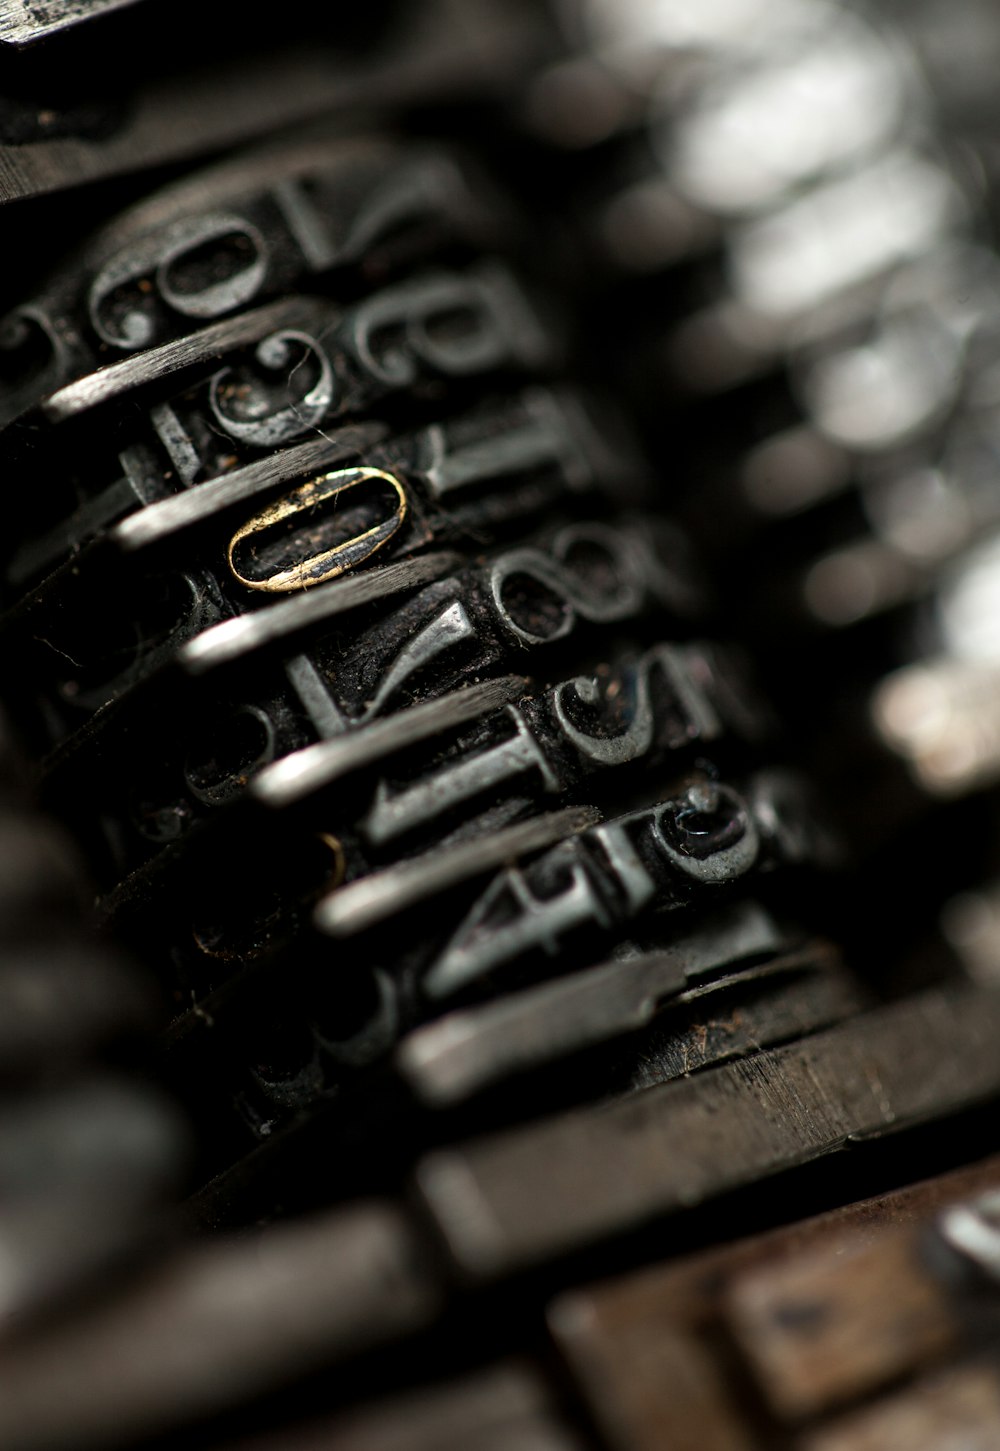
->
[0,0,139,43]
[417,989,1000,1279]
[0,1201,442,1451]
[224,1363,588,1451]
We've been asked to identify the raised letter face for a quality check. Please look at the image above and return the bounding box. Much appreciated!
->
[227,467,408,591]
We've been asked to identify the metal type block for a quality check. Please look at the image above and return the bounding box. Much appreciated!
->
[0,3,552,203]
[251,676,525,813]
[405,768,823,1001]
[0,941,151,1070]
[111,766,822,1164]
[3,385,624,753]
[35,513,704,819]
[40,623,776,937]
[0,1074,185,1327]
[222,1363,589,1451]
[621,946,863,1090]
[0,713,188,1334]
[91,758,813,1054]
[0,16,959,1449]
[34,262,553,431]
[395,916,857,1107]
[110,760,811,1003]
[314,805,598,940]
[0,1201,442,1451]
[416,988,1000,1279]
[0,136,511,423]
[7,263,561,590]
[0,0,140,42]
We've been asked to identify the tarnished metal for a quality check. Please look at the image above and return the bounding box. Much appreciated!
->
[0,0,140,43]
[416,987,1000,1278]
[3,7,1000,1449]
[0,1202,442,1451]
[0,4,554,201]
[396,924,859,1108]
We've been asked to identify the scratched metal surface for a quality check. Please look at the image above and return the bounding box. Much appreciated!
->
[0,3,999,1450]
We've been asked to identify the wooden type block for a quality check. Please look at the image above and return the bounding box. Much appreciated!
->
[800,1365,1000,1451]
[550,1156,1000,1451]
